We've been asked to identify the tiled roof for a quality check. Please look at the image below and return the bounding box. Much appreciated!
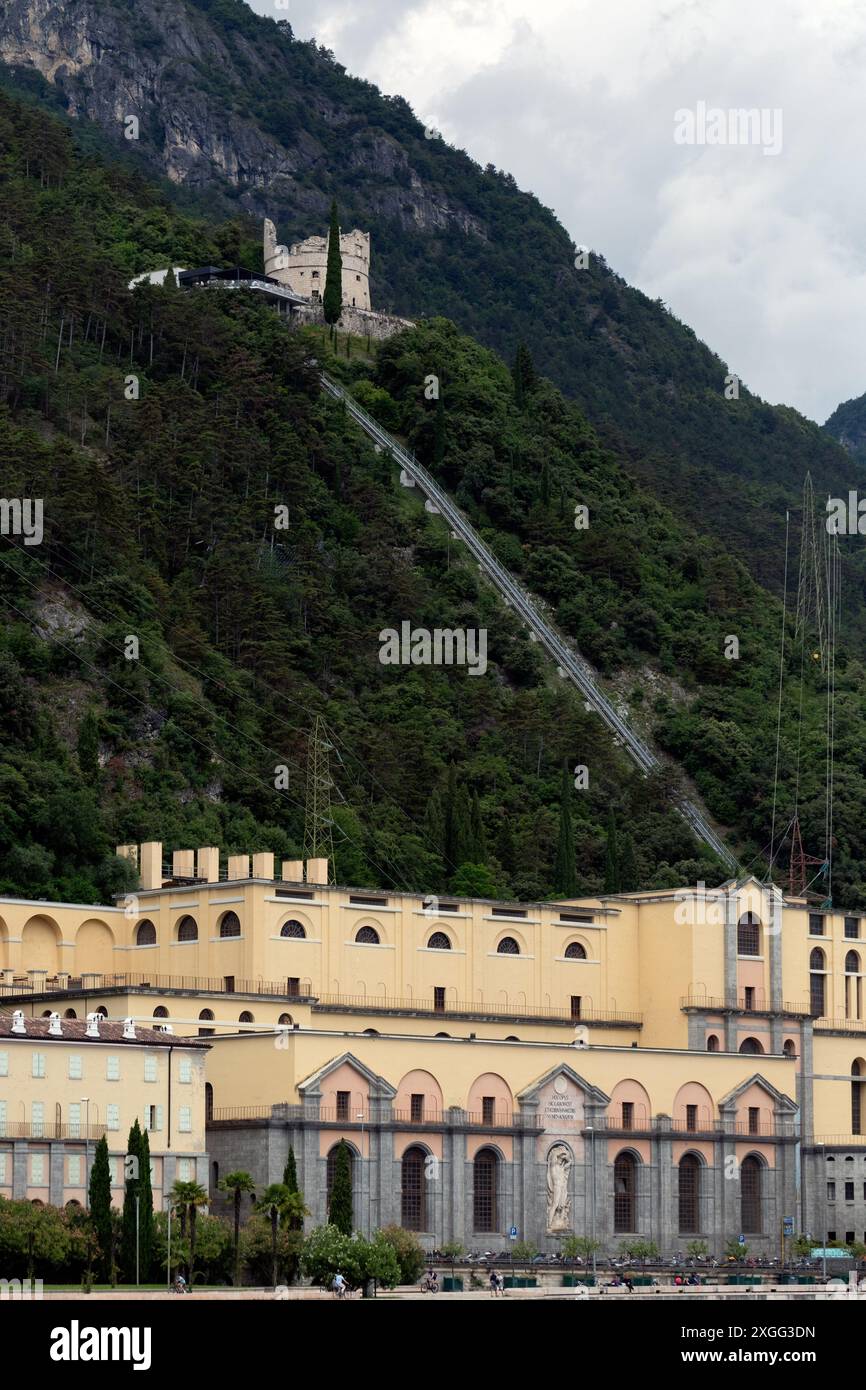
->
[0,1013,209,1047]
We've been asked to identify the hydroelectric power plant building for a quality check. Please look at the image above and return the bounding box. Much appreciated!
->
[1,843,864,1252]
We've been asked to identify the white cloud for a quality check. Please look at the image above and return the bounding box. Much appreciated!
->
[251,0,866,421]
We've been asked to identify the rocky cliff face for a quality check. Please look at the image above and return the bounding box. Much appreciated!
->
[0,0,484,243]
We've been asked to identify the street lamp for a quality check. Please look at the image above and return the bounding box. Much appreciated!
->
[586,1125,597,1286]
[81,1097,90,1208]
[820,1142,828,1282]
[166,1196,172,1293]
[357,1111,367,1233]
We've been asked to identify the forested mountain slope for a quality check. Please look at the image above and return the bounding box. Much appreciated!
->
[1,0,865,622]
[2,92,865,908]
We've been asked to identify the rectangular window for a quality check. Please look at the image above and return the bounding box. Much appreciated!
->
[68,1103,81,1139]
[67,1054,83,1080]
[437,903,459,913]
[492,907,526,918]
[828,1230,837,1242]
[846,1231,855,1244]
[106,1104,120,1132]
[482,1096,495,1125]
[748,1107,760,1135]
[179,1058,192,1084]
[846,917,861,939]
[336,1091,350,1122]
[0,1101,6,1136]
[179,1106,192,1133]
[434,987,446,1013]
[31,1154,45,1184]
[31,1052,46,1078]
[144,1055,158,1082]
[144,1105,163,1132]
[31,1101,44,1137]
[621,1102,634,1131]
[744,987,755,1011]
[224,976,235,993]
[828,1182,836,1200]
[106,1055,120,1081]
[845,1182,855,1201]
[0,1154,6,1184]
[559,913,593,923]
[177,1159,191,1182]
[108,1157,119,1184]
[349,895,387,907]
[570,995,582,1020]
[809,913,825,935]
[0,1051,7,1077]
[287,978,300,996]
[410,1093,424,1123]
[686,1104,698,1132]
[68,1155,82,1185]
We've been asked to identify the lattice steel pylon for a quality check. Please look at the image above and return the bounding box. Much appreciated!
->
[303,715,336,882]
[794,473,828,671]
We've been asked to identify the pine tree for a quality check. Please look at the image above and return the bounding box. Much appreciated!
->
[328,1139,353,1235]
[553,764,577,896]
[619,834,639,892]
[89,1134,113,1281]
[603,808,621,894]
[323,200,343,326]
[470,791,487,863]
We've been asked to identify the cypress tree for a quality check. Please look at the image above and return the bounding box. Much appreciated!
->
[119,1119,142,1282]
[432,394,446,468]
[512,342,536,408]
[540,456,550,508]
[89,1134,113,1281]
[424,786,445,855]
[328,1139,353,1235]
[619,834,639,892]
[323,200,343,326]
[553,764,577,896]
[443,764,459,866]
[497,817,516,875]
[603,809,621,894]
[283,1146,298,1194]
[450,785,473,867]
[470,791,487,863]
[138,1125,154,1279]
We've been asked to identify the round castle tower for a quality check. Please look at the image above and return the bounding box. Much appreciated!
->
[264,218,371,311]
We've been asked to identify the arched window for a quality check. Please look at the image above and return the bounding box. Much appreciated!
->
[783,1039,796,1057]
[362,1028,379,1036]
[853,1060,864,1136]
[135,920,156,946]
[706,1035,720,1052]
[497,936,520,955]
[41,1009,52,1018]
[239,1011,254,1024]
[614,1152,637,1233]
[280,920,306,939]
[810,948,826,1016]
[64,1008,77,1019]
[205,1082,213,1121]
[355,926,380,944]
[153,1006,169,1019]
[278,1013,293,1026]
[434,1032,450,1038]
[177,916,197,942]
[473,1148,498,1232]
[401,1146,427,1231]
[741,1155,763,1233]
[739,1037,764,1054]
[505,1035,519,1041]
[845,952,862,1022]
[428,932,451,950]
[326,1144,354,1209]
[96,1006,108,1018]
[199,1009,214,1038]
[565,942,587,960]
[737,913,760,956]
[219,912,241,938]
[678,1154,701,1233]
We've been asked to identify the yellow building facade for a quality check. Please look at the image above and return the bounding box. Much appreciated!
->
[1,844,864,1252]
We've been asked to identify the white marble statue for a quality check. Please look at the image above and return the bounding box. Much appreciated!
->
[546,1143,573,1231]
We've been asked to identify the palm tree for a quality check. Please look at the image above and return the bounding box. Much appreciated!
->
[171,1180,208,1283]
[257,1184,294,1289]
[219,1171,256,1287]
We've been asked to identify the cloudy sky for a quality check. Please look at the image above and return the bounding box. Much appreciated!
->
[251,0,866,423]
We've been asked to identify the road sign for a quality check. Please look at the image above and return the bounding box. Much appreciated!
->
[509,1226,518,1239]
[738,1235,745,1245]
[783,1217,795,1237]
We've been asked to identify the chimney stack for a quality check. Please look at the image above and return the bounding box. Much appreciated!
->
[11,1010,25,1034]
[197,847,220,883]
[305,857,329,885]
[281,859,304,882]
[139,842,163,890]
[252,852,274,880]
[123,1018,136,1039]
[86,1013,100,1038]
[227,854,250,881]
[172,849,195,879]
[48,1012,62,1036]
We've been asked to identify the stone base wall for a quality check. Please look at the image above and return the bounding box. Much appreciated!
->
[295,302,415,342]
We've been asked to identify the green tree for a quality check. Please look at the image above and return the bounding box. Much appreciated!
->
[255,1182,293,1288]
[171,1180,208,1282]
[119,1120,143,1283]
[138,1126,154,1279]
[604,808,620,893]
[283,1147,298,1195]
[619,833,639,892]
[469,790,487,863]
[432,393,446,467]
[377,1224,425,1284]
[76,708,100,783]
[512,341,536,409]
[328,1140,354,1235]
[424,787,445,856]
[301,1223,363,1290]
[88,1134,113,1281]
[685,1239,709,1258]
[323,200,343,326]
[553,763,576,896]
[359,1231,401,1294]
[219,1170,256,1286]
